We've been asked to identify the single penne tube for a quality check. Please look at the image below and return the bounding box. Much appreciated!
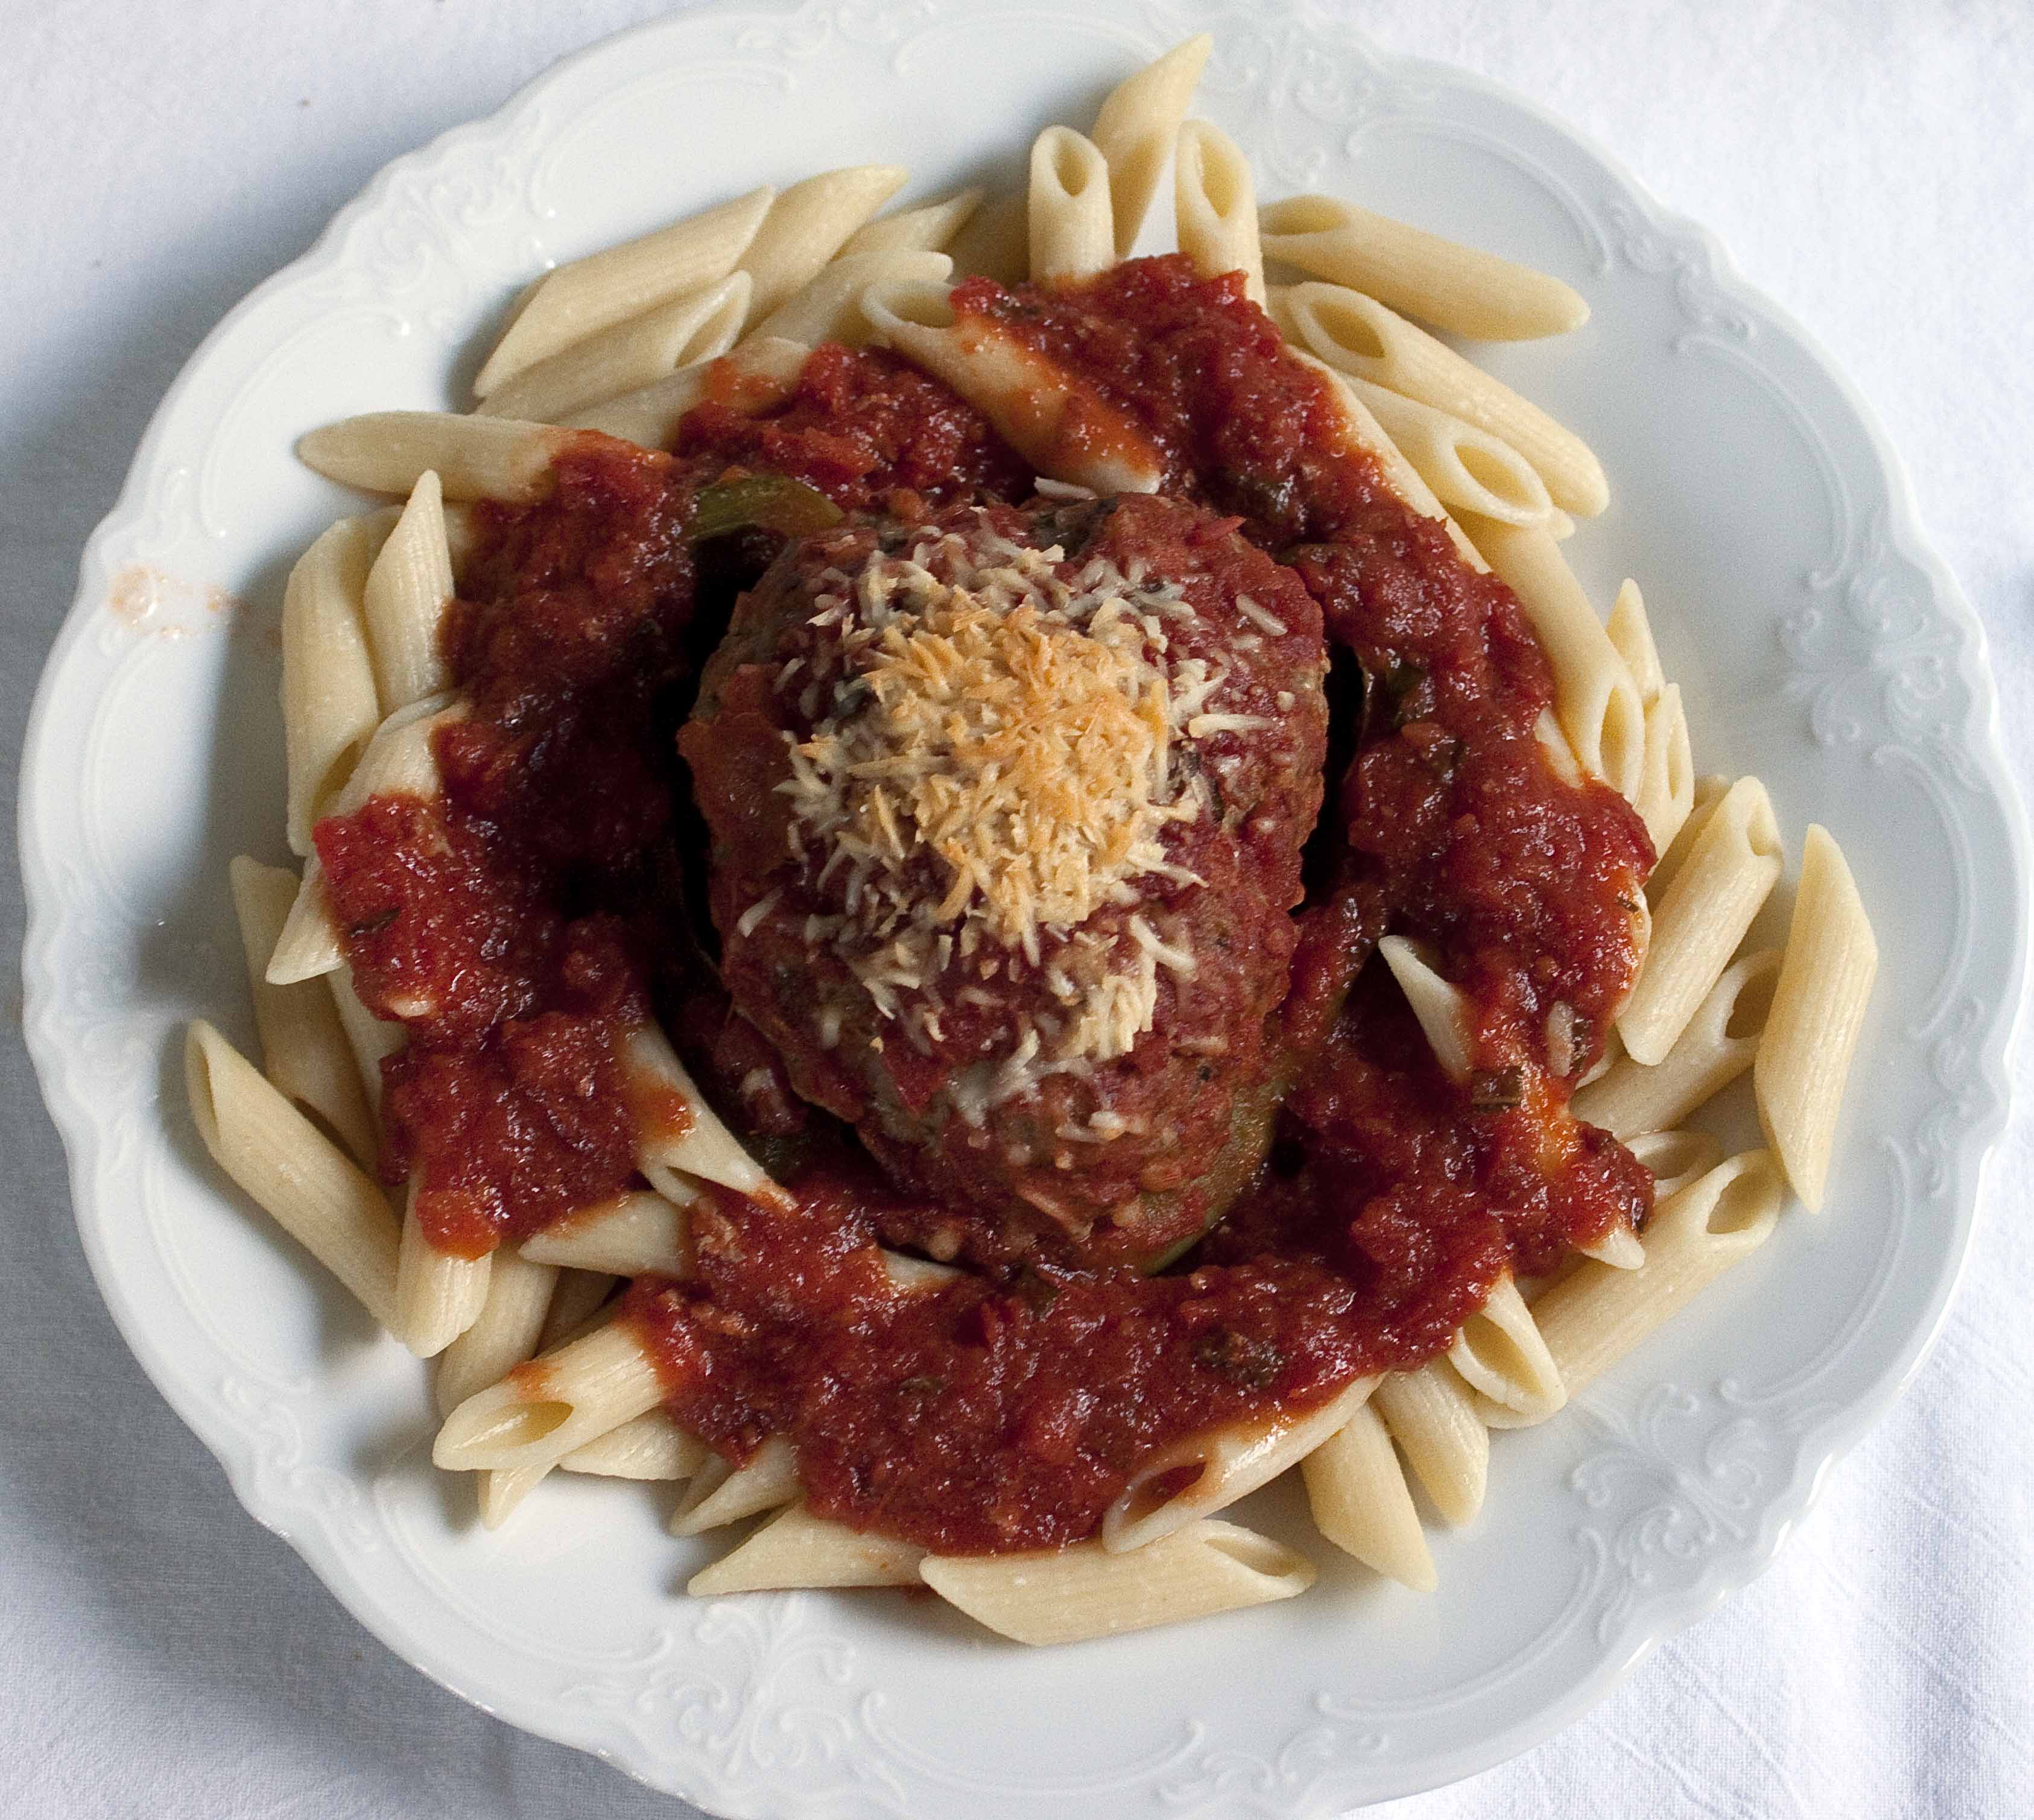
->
[840,186,986,259]
[1344,377,1553,527]
[477,1463,548,1529]
[1286,350,1489,571]
[1301,1401,1436,1591]
[863,280,1165,493]
[1625,1128,1726,1201]
[1530,1150,1788,1394]
[1028,127,1116,283]
[1535,707,1584,788]
[924,1519,1313,1648]
[1647,772,1730,900]
[327,960,404,1120]
[1269,281,1608,516]
[281,514,387,856]
[1089,33,1212,256]
[1102,1373,1378,1553]
[227,856,376,1167]
[432,1315,666,1474]
[561,335,811,448]
[1635,683,1695,854]
[945,188,1028,285]
[537,1267,617,1351]
[434,1249,559,1417]
[1376,935,1473,1082]
[475,271,752,423]
[267,696,468,987]
[688,1502,923,1595]
[671,1435,800,1535]
[473,185,773,394]
[395,1185,492,1359]
[560,1411,705,1481]
[518,1190,694,1277]
[1606,579,1665,707]
[1465,516,1644,798]
[360,470,454,713]
[879,1249,966,1292]
[1754,826,1878,1210]
[1373,1360,1487,1526]
[184,1020,400,1329]
[1575,1222,1645,1270]
[1618,776,1784,1066]
[299,412,580,504]
[439,499,481,580]
[1173,119,1263,303]
[1573,947,1781,1138]
[1259,194,1589,341]
[1448,1274,1564,1423]
[736,165,909,327]
[622,1023,776,1201]
[749,249,951,349]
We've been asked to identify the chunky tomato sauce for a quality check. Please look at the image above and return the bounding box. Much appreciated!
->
[317,258,1654,1550]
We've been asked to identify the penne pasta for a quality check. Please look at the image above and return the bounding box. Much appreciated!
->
[736,166,909,327]
[923,1520,1313,1647]
[475,272,750,424]
[434,1249,559,1417]
[1259,195,1589,341]
[473,185,773,394]
[227,856,377,1168]
[562,334,811,448]
[1089,33,1212,257]
[327,959,404,1121]
[183,1020,400,1329]
[749,249,951,349]
[280,514,387,856]
[1635,683,1696,853]
[1531,1150,1788,1394]
[1301,1401,1436,1591]
[1647,773,1730,900]
[1344,376,1553,527]
[360,471,454,713]
[395,1185,492,1359]
[1574,947,1780,1138]
[1606,579,1666,707]
[1103,1374,1378,1553]
[1618,776,1783,1066]
[1377,935,1474,1081]
[1754,827,1877,1210]
[688,1502,923,1595]
[671,1435,799,1535]
[1465,516,1644,798]
[1270,281,1608,516]
[1173,119,1263,304]
[477,1463,548,1529]
[863,280,1165,493]
[840,187,985,259]
[561,1411,705,1481]
[1449,1275,1564,1424]
[623,1022,776,1202]
[1028,128,1116,283]
[433,1316,667,1476]
[944,188,1028,285]
[297,412,577,504]
[1373,1361,1487,1527]
[537,1268,618,1352]
[1576,1223,1646,1270]
[518,1190,694,1277]
[1626,1128,1727,1201]
[267,696,468,987]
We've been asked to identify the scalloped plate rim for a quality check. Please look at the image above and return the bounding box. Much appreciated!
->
[18,0,2030,1810]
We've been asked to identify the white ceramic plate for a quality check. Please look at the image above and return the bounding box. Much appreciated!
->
[20,2,2029,1812]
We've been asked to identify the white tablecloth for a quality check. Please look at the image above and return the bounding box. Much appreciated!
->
[5,2,2029,1814]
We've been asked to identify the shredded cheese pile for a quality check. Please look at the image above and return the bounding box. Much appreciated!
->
[773,519,1225,1082]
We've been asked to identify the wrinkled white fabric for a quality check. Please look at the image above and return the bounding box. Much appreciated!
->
[3,2,2029,1815]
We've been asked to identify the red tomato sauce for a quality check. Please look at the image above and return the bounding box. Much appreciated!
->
[315,260,1656,1551]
